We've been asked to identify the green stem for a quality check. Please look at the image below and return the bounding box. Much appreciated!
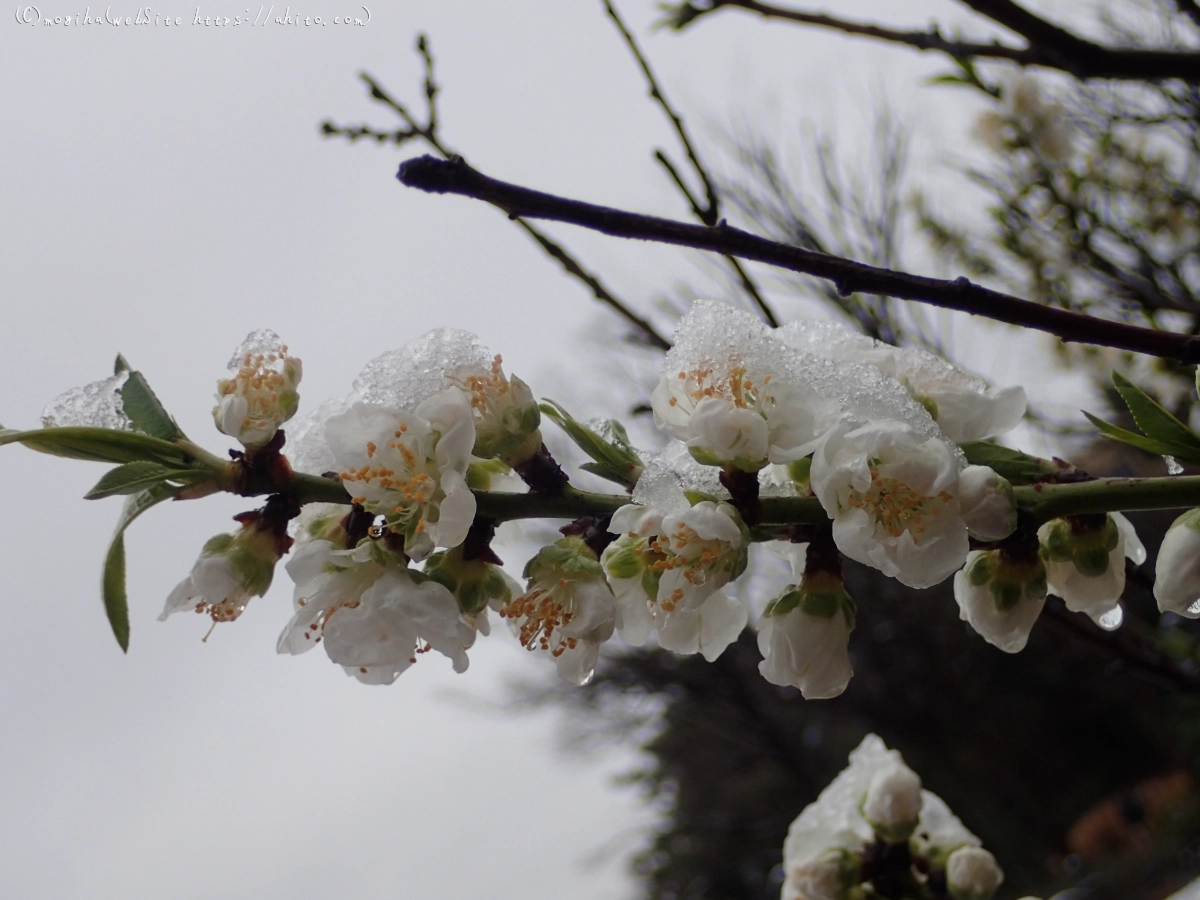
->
[283,471,1200,530]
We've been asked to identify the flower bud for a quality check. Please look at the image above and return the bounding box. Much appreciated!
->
[758,570,856,700]
[213,330,302,449]
[957,466,1016,542]
[784,847,861,900]
[953,549,1046,653]
[1038,513,1144,624]
[946,846,1004,900]
[1154,508,1200,618]
[862,762,922,842]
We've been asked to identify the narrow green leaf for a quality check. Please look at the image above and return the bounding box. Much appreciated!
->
[0,426,189,465]
[959,441,1055,484]
[119,368,186,441]
[540,400,643,489]
[102,483,180,652]
[1083,411,1200,464]
[114,354,131,375]
[85,460,208,499]
[1111,371,1200,452]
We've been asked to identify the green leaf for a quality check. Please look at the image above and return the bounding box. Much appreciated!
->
[85,460,207,499]
[540,400,643,489]
[113,354,131,375]
[960,441,1056,484]
[102,483,180,652]
[1082,411,1200,464]
[119,369,186,441]
[0,426,190,465]
[1111,371,1200,454]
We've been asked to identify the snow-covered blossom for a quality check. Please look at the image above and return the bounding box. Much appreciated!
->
[501,537,617,685]
[757,573,855,700]
[1039,512,1146,625]
[946,846,1004,900]
[863,762,923,842]
[652,303,831,471]
[957,466,1017,542]
[449,354,542,464]
[778,320,1026,443]
[1154,509,1200,618]
[810,419,969,588]
[278,537,475,684]
[325,391,476,561]
[160,517,288,625]
[781,735,985,900]
[953,549,1047,653]
[602,501,749,661]
[213,330,302,449]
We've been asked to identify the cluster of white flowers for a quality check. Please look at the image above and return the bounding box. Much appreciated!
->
[145,305,1200,696]
[781,734,1004,900]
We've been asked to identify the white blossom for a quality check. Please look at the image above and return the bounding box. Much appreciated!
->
[783,848,859,900]
[863,762,923,842]
[325,390,476,561]
[757,575,855,700]
[501,537,617,685]
[953,549,1047,653]
[602,501,749,661]
[213,330,302,449]
[810,419,969,588]
[1154,509,1200,618]
[946,846,1004,900]
[160,522,283,625]
[957,466,1017,542]
[279,537,475,684]
[1039,512,1145,625]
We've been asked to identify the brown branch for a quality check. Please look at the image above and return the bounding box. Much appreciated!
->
[663,0,1200,81]
[397,154,1200,363]
[602,0,778,328]
[323,35,671,351]
[1042,598,1200,693]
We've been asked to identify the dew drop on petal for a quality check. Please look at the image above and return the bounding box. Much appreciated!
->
[1097,606,1124,631]
[1165,455,1184,475]
[41,371,132,430]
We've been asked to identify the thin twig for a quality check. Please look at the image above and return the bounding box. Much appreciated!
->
[662,0,1200,81]
[602,0,778,327]
[397,155,1200,363]
[322,36,671,351]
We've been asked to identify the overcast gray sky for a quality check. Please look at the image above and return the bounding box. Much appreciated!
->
[0,2,1052,897]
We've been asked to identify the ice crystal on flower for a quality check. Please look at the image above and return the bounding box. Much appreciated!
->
[227,329,288,370]
[287,395,355,475]
[41,371,131,430]
[353,328,493,411]
[632,442,727,513]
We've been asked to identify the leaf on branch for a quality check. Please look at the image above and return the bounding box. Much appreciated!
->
[102,483,180,652]
[0,426,191,466]
[85,460,208,500]
[1111,371,1200,454]
[540,400,644,490]
[118,362,186,441]
[960,441,1056,484]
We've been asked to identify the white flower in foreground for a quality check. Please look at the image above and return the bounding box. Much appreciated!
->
[279,538,475,684]
[501,537,617,685]
[757,574,855,700]
[810,419,969,588]
[651,302,831,471]
[326,391,476,561]
[602,501,749,661]
[1155,509,1200,618]
[778,320,1026,443]
[160,516,289,625]
[957,466,1017,542]
[450,353,542,464]
[213,330,302,449]
[954,549,1047,653]
[946,846,1004,900]
[1039,512,1145,625]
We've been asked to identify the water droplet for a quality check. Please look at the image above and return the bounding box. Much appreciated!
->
[1165,455,1184,475]
[1097,605,1124,631]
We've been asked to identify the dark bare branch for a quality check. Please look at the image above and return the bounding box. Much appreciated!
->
[662,0,1200,81]
[602,0,778,327]
[398,154,1200,363]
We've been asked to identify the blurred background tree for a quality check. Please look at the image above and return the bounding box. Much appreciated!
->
[327,1,1200,897]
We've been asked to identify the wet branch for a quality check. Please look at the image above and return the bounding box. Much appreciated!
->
[397,154,1200,363]
[661,0,1200,81]
[602,0,777,327]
